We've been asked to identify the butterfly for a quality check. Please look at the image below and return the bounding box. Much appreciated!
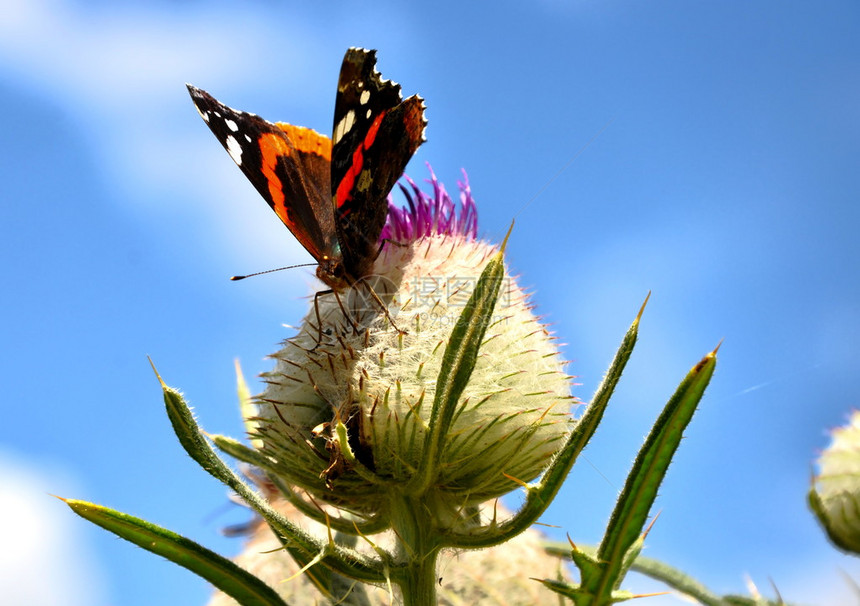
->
[187,47,426,292]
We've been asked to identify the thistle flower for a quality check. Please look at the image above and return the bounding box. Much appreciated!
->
[251,168,575,525]
[809,409,860,554]
[65,165,722,605]
[63,161,724,605]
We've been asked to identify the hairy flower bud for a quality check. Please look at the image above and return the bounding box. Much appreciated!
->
[251,170,575,524]
[810,409,860,554]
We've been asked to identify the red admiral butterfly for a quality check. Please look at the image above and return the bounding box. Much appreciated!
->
[187,48,426,291]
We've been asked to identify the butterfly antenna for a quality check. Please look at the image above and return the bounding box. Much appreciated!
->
[231,263,316,281]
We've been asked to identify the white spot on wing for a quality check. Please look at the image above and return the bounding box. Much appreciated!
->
[333,109,356,144]
[225,135,243,165]
[366,108,372,119]
[359,90,370,105]
[225,119,238,132]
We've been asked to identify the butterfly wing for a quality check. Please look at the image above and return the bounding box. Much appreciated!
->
[187,85,337,263]
[330,48,427,279]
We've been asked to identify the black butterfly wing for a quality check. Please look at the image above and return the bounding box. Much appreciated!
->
[330,48,427,279]
[187,85,337,264]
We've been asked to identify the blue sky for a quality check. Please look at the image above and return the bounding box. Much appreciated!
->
[2,0,859,604]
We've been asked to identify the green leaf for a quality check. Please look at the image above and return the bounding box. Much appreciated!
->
[535,346,717,604]
[544,540,795,606]
[62,498,288,606]
[544,540,797,606]
[590,346,718,599]
[148,360,386,588]
[409,233,508,495]
[535,577,636,604]
[535,545,636,605]
[210,434,280,475]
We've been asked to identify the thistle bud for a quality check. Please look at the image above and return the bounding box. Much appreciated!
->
[252,170,575,525]
[810,410,860,554]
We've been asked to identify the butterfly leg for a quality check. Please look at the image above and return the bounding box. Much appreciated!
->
[361,240,408,334]
[362,281,404,335]
[311,287,361,347]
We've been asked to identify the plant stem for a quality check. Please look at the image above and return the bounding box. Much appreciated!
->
[389,494,440,606]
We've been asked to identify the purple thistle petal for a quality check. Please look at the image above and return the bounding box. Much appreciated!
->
[382,165,479,243]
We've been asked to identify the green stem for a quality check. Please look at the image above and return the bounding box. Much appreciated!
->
[398,549,439,606]
[389,494,440,606]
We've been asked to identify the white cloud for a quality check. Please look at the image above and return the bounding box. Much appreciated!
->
[0,0,311,101]
[0,0,330,270]
[0,452,108,606]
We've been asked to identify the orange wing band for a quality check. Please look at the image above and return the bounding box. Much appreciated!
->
[259,126,332,226]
